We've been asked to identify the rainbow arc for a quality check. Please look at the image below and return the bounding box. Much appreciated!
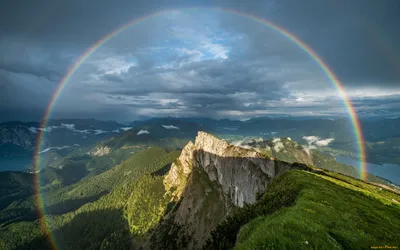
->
[32,8,366,249]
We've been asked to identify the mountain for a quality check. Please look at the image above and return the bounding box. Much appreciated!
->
[127,116,400,165]
[228,136,393,185]
[0,131,399,249]
[151,132,302,249]
[149,132,400,249]
[103,119,212,151]
[0,119,127,171]
[3,116,400,172]
[0,119,126,150]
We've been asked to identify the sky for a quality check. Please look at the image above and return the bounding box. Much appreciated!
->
[0,0,399,122]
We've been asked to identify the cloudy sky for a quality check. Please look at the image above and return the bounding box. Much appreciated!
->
[0,0,399,122]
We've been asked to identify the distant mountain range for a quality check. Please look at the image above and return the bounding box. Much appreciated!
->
[1,116,400,171]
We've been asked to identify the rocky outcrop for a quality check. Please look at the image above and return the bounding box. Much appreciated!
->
[165,131,291,207]
[164,141,195,199]
[159,131,293,249]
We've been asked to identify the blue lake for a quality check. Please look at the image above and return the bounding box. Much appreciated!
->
[0,156,33,172]
[336,155,400,185]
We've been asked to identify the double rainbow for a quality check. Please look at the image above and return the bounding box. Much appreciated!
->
[32,8,366,250]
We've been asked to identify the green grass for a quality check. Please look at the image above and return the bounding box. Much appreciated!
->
[234,170,400,250]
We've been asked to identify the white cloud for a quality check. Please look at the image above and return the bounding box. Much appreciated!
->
[303,136,320,144]
[303,135,334,148]
[231,138,254,149]
[28,125,64,134]
[58,123,90,134]
[218,126,239,131]
[201,42,229,60]
[315,138,335,146]
[137,129,150,135]
[270,137,285,152]
[346,88,400,98]
[94,129,107,135]
[39,145,70,154]
[37,127,52,132]
[272,138,281,143]
[28,127,37,133]
[91,56,137,75]
[254,137,264,143]
[61,123,75,130]
[75,129,90,134]
[273,141,285,152]
[120,127,132,131]
[162,125,180,130]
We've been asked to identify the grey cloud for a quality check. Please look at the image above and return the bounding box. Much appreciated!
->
[102,73,124,83]
[101,58,293,101]
[1,0,399,121]
[0,62,61,81]
[352,95,400,107]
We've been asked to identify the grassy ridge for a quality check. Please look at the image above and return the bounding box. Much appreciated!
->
[234,170,400,249]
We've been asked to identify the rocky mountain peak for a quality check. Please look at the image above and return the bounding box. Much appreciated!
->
[160,131,294,249]
[165,131,292,207]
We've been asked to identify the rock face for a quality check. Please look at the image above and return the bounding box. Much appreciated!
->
[166,131,291,207]
[159,131,293,249]
[164,141,195,199]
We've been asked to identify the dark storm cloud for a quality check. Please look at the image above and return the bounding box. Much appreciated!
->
[218,0,400,87]
[0,62,61,81]
[103,58,292,101]
[1,0,399,121]
[0,39,75,81]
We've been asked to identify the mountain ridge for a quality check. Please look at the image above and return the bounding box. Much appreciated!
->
[152,131,309,249]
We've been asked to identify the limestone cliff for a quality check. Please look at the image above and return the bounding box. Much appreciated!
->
[165,131,291,207]
[155,131,293,249]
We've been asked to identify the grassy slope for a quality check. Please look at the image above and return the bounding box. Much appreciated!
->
[43,149,180,249]
[0,148,180,250]
[39,147,139,188]
[234,170,400,250]
[42,148,178,212]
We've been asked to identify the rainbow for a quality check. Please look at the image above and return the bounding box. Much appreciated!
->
[33,7,367,250]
